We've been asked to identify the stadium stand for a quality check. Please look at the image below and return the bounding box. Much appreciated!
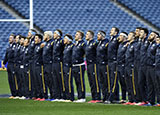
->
[0,0,151,60]
[3,0,150,35]
[0,7,28,60]
[117,0,160,28]
[3,0,29,19]
[0,7,15,19]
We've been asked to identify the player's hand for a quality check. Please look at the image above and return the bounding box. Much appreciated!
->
[40,43,45,48]
[2,64,5,69]
[124,42,129,47]
[117,37,120,41]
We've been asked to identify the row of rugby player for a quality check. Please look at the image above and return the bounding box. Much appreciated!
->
[2,27,160,106]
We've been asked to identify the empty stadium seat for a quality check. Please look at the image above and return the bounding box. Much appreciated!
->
[0,0,152,60]
[118,0,160,28]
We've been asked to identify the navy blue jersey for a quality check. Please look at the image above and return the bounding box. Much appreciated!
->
[96,39,109,65]
[146,41,158,67]
[34,43,43,65]
[23,46,30,66]
[117,41,127,65]
[134,38,142,63]
[125,41,136,67]
[42,39,54,64]
[3,43,16,65]
[85,40,98,64]
[19,46,25,65]
[108,36,119,62]
[155,44,160,69]
[14,43,20,64]
[52,38,65,63]
[28,38,35,62]
[15,45,25,65]
[63,43,74,66]
[72,40,86,64]
[139,39,150,66]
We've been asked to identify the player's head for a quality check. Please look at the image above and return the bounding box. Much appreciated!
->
[110,27,119,37]
[64,34,73,44]
[53,29,62,39]
[24,38,30,47]
[20,36,25,45]
[156,36,160,44]
[97,31,106,41]
[86,30,94,41]
[9,34,15,43]
[148,31,159,41]
[44,31,53,41]
[35,34,43,44]
[128,32,135,41]
[28,29,37,38]
[135,27,141,38]
[139,28,148,39]
[118,32,128,42]
[15,35,21,43]
[75,30,84,41]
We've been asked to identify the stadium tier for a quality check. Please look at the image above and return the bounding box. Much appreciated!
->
[3,0,29,19]
[118,0,160,28]
[3,0,149,35]
[0,0,151,60]
[0,7,28,60]
[0,21,29,60]
[0,7,15,19]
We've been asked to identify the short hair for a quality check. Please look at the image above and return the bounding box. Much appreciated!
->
[129,31,136,36]
[24,38,30,43]
[56,29,63,36]
[20,36,26,39]
[141,28,149,36]
[64,34,73,41]
[136,27,142,30]
[77,30,84,38]
[44,31,53,38]
[15,35,21,40]
[156,36,160,39]
[29,29,37,34]
[35,34,43,41]
[26,37,30,39]
[121,31,128,36]
[112,27,119,34]
[120,32,128,38]
[98,30,106,36]
[10,34,15,38]
[87,30,94,37]
[152,31,159,36]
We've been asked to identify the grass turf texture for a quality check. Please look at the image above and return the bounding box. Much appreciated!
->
[0,98,160,115]
[0,71,10,94]
[0,71,160,115]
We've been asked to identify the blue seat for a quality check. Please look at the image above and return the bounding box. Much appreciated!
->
[0,7,29,60]
[1,0,152,60]
[118,0,160,27]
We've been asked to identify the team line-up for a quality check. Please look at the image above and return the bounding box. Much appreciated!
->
[2,27,160,107]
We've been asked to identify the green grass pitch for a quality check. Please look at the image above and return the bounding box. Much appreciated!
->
[0,71,160,115]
